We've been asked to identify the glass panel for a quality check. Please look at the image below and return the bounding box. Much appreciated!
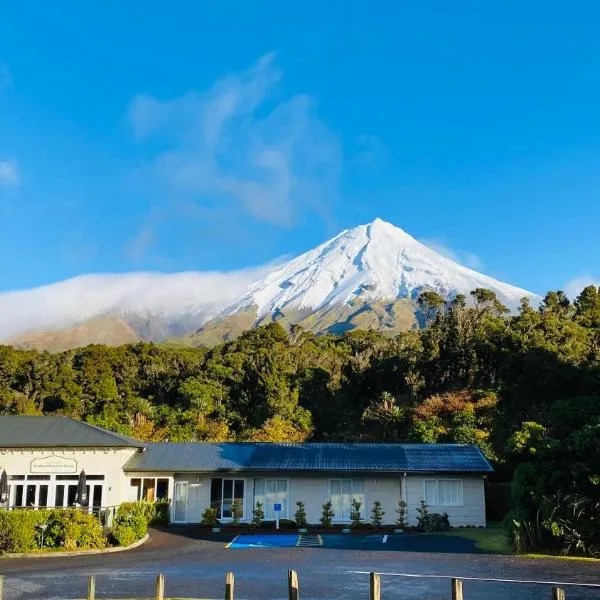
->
[93,485,103,508]
[86,475,105,481]
[27,475,51,481]
[254,478,265,514]
[67,484,78,506]
[277,480,288,517]
[352,479,366,518]
[222,479,233,518]
[341,480,352,519]
[265,479,277,520]
[56,475,79,481]
[330,480,342,518]
[210,478,223,514]
[9,475,25,481]
[156,479,169,500]
[174,483,187,522]
[55,485,65,507]
[129,479,141,501]
[38,485,49,507]
[14,485,24,507]
[234,480,244,517]
[439,480,462,506]
[142,479,156,501]
[26,485,36,507]
[424,480,437,505]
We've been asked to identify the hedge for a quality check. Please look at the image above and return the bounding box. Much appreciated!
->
[109,500,169,547]
[0,509,106,554]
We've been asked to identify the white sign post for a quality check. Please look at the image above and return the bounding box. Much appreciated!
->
[274,503,282,530]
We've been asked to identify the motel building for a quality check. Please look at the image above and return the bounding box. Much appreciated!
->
[0,416,493,526]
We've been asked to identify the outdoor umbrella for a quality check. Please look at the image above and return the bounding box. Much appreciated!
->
[75,470,88,507]
[0,470,8,504]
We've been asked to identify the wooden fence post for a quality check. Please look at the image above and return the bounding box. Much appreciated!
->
[288,569,300,600]
[552,588,565,600]
[0,574,4,600]
[451,578,463,600]
[370,572,380,600]
[155,574,165,600]
[87,575,96,600]
[225,571,235,600]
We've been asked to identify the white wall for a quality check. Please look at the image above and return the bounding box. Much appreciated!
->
[404,475,486,527]
[0,447,138,508]
[124,472,486,527]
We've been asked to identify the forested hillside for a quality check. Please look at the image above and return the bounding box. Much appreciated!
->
[1,286,599,555]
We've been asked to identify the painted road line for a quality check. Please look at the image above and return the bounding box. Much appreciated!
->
[346,571,600,589]
[225,535,239,549]
[382,535,388,544]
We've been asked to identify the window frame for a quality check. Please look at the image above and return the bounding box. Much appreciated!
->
[253,478,290,520]
[422,478,464,507]
[328,478,367,522]
[211,477,247,521]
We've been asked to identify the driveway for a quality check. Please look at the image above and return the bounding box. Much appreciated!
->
[1,528,599,600]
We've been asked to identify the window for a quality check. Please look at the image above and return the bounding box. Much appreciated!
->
[129,477,169,501]
[211,478,245,519]
[423,479,463,506]
[329,479,366,521]
[254,479,288,520]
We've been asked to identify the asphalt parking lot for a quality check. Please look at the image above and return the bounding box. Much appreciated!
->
[2,528,599,600]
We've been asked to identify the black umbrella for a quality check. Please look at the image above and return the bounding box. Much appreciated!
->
[0,470,8,504]
[75,470,88,507]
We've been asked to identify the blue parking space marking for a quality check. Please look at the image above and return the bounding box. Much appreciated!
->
[226,534,300,549]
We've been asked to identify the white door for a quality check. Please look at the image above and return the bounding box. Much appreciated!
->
[173,481,188,523]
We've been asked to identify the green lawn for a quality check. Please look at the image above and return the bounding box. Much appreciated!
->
[438,522,511,554]
[438,523,600,561]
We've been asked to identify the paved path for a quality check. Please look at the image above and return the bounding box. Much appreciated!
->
[1,528,599,599]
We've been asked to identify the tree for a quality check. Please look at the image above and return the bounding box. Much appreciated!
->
[295,501,307,528]
[350,498,362,528]
[320,501,335,528]
[370,501,385,528]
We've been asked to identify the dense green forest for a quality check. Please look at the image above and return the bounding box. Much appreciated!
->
[1,286,599,555]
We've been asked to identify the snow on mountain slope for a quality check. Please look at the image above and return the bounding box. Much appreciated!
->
[224,218,537,317]
[0,218,538,347]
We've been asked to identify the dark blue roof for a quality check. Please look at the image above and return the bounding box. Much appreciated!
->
[124,442,493,473]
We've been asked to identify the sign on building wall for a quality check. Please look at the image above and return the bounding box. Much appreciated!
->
[30,455,77,474]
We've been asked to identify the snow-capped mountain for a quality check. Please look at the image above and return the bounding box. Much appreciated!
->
[1,219,538,350]
[225,218,533,317]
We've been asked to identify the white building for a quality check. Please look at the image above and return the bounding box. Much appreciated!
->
[0,416,492,526]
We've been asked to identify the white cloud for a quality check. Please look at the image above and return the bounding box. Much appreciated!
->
[420,238,484,271]
[128,53,341,228]
[564,274,600,300]
[0,269,268,340]
[0,160,19,187]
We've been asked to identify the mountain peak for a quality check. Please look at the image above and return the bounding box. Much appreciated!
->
[225,220,537,319]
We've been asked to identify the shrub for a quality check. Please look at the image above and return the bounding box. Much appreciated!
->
[350,498,362,528]
[320,501,335,528]
[416,500,449,532]
[295,501,307,528]
[52,510,107,551]
[201,507,220,527]
[117,500,169,526]
[396,500,407,529]
[0,509,49,553]
[0,509,107,554]
[112,523,138,548]
[252,502,265,527]
[231,501,242,525]
[416,500,430,531]
[371,501,385,528]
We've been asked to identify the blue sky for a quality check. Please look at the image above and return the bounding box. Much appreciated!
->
[1,1,600,297]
